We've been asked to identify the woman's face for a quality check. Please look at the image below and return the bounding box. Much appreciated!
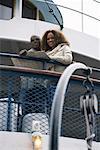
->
[47,32,56,49]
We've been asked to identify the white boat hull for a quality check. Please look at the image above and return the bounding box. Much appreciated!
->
[0,131,100,150]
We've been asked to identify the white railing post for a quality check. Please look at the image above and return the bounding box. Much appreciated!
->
[49,62,91,150]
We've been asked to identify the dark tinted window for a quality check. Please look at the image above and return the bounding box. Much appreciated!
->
[0,0,13,7]
[0,0,13,19]
[22,0,44,20]
[22,0,37,19]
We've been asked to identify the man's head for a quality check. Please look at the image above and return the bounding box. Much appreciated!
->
[30,35,41,51]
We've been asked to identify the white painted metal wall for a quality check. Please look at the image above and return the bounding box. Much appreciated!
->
[0,18,100,60]
[0,131,100,150]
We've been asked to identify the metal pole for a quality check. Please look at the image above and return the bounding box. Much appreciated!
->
[81,0,84,32]
[49,62,90,150]
[13,0,22,18]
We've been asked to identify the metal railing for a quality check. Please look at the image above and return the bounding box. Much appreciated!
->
[0,54,100,149]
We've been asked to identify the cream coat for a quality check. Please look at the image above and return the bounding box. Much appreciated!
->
[46,43,73,72]
[46,43,72,65]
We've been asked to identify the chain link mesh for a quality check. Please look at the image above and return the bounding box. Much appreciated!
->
[0,69,100,141]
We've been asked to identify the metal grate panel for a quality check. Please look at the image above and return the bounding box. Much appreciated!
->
[0,69,100,142]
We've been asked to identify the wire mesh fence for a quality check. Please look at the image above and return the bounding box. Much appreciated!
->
[0,67,100,141]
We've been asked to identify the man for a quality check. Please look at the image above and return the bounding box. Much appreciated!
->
[19,35,41,56]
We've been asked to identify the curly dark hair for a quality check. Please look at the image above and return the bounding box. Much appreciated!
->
[41,30,70,51]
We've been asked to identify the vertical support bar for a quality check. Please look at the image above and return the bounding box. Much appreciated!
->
[13,0,22,18]
[7,78,13,131]
[81,0,84,32]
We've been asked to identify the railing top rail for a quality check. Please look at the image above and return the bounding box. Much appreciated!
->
[0,64,61,77]
[0,64,100,84]
[0,52,67,67]
[1,52,100,72]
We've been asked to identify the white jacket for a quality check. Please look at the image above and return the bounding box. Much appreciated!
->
[46,43,73,65]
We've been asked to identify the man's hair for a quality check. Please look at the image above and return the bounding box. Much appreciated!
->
[30,35,40,42]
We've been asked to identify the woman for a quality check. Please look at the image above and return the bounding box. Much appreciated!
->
[41,30,73,68]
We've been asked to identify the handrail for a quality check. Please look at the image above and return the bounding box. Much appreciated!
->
[0,52,68,67]
[1,64,100,85]
[1,52,100,73]
[49,62,91,150]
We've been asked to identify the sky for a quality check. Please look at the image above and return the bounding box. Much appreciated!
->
[53,0,100,39]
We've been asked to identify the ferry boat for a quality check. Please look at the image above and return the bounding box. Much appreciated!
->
[0,0,100,150]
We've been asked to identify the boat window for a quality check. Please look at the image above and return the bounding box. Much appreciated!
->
[0,0,13,20]
[22,0,44,21]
